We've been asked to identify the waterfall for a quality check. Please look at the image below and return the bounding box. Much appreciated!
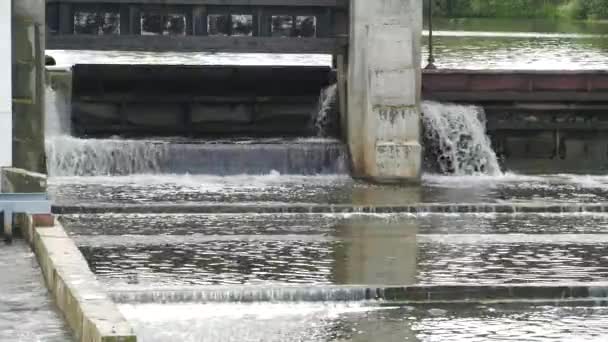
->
[313,84,338,137]
[46,136,170,176]
[46,137,347,177]
[45,87,71,138]
[421,101,501,176]
[44,84,348,177]
[110,286,372,304]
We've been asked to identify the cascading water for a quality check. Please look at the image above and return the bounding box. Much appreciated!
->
[110,286,371,304]
[421,101,502,176]
[44,86,348,177]
[44,87,167,176]
[313,84,338,137]
[44,86,71,137]
[46,137,170,176]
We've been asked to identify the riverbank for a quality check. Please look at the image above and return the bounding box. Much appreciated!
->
[426,17,608,35]
[427,0,608,20]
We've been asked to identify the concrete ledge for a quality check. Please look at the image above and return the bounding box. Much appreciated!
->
[54,202,608,215]
[20,216,136,342]
[109,283,608,305]
[0,167,47,193]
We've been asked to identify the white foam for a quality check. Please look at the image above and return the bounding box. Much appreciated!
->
[422,101,501,175]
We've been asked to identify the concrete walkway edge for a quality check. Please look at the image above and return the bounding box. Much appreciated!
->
[20,215,137,342]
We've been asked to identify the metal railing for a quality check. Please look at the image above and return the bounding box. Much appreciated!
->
[1,193,51,243]
[46,0,349,53]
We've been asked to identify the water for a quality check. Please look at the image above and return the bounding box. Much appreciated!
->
[47,19,608,71]
[48,174,608,206]
[313,84,338,137]
[46,51,332,68]
[59,212,608,287]
[47,136,170,176]
[43,17,608,341]
[118,303,608,342]
[45,84,346,177]
[46,137,348,177]
[0,241,73,341]
[422,102,501,175]
[61,213,608,237]
[44,87,71,138]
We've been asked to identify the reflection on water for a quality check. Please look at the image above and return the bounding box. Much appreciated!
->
[62,212,608,287]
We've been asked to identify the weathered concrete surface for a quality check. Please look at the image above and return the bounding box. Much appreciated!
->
[347,0,422,183]
[0,0,11,167]
[13,0,47,173]
[1,167,47,193]
[20,216,137,342]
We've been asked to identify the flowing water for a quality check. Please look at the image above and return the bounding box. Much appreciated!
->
[422,102,501,175]
[0,241,72,341]
[314,84,338,137]
[117,303,608,342]
[41,18,608,341]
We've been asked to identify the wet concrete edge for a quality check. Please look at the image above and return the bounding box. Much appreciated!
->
[53,202,608,215]
[108,284,608,305]
[20,215,137,342]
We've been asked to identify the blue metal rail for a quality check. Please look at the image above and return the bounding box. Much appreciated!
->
[0,193,51,243]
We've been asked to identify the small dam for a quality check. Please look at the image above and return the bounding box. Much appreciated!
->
[6,1,608,341]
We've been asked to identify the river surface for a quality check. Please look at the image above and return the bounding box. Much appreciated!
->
[42,17,608,342]
[47,19,608,70]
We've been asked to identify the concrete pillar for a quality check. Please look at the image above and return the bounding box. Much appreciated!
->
[347,0,422,183]
[0,0,12,167]
[12,0,47,173]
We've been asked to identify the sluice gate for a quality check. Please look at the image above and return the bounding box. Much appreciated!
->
[70,64,336,138]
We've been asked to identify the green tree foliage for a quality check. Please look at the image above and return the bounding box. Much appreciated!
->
[425,0,608,20]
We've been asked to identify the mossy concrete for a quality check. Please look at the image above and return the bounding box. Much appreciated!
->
[12,0,47,173]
